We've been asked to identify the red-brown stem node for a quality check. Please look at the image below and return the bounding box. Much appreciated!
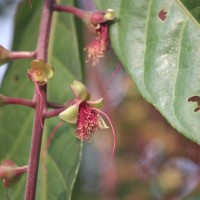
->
[25,0,53,199]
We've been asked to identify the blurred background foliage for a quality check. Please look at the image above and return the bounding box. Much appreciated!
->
[73,0,200,200]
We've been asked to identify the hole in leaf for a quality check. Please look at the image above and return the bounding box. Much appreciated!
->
[158,9,167,21]
[188,96,200,112]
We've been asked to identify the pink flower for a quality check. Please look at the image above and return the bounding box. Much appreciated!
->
[84,24,109,66]
[59,81,116,156]
[84,9,116,66]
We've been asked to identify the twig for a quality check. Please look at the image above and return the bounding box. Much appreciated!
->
[53,4,85,19]
[24,0,54,199]
[44,107,66,118]
[1,95,35,108]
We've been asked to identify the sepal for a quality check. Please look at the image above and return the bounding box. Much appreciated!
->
[59,103,79,124]
[70,80,90,101]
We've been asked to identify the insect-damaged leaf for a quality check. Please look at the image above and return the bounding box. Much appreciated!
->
[95,0,200,144]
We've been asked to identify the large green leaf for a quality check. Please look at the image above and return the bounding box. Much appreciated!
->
[0,0,82,199]
[95,0,200,144]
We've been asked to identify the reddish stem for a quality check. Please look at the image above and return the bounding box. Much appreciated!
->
[24,0,53,199]
[8,51,36,60]
[2,96,35,108]
[14,165,28,176]
[44,107,66,118]
[53,4,85,19]
[47,101,64,109]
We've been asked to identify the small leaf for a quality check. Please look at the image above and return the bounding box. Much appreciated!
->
[28,59,54,85]
[44,63,54,79]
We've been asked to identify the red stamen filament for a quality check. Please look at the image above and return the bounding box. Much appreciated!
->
[106,64,122,89]
[92,108,116,157]
[42,121,64,174]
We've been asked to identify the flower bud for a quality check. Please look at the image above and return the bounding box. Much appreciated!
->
[27,59,54,85]
[0,94,6,106]
[0,45,10,66]
[0,160,28,188]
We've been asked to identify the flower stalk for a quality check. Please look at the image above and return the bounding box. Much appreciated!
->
[0,94,35,108]
[0,45,35,66]
[24,0,54,199]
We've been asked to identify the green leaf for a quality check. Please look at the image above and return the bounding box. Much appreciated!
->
[95,0,200,144]
[0,0,82,199]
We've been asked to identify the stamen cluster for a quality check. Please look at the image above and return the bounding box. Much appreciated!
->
[76,101,98,141]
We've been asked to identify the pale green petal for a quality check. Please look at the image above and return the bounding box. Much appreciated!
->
[70,80,90,101]
[97,115,109,129]
[44,63,54,79]
[59,103,79,124]
[30,59,44,70]
[87,98,104,109]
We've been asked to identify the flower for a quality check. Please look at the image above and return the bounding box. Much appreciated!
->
[27,59,54,85]
[84,24,109,66]
[59,81,109,141]
[84,9,116,66]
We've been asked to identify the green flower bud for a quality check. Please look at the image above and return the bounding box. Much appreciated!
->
[104,9,116,21]
[27,59,54,85]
